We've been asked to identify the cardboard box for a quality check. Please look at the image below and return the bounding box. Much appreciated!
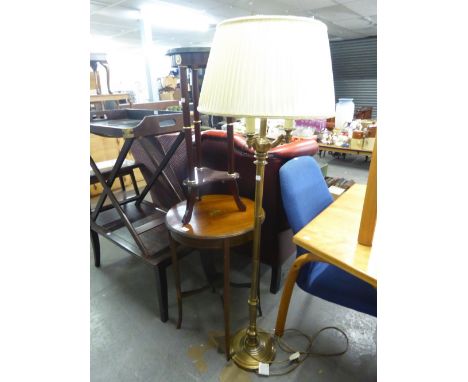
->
[161,75,178,89]
[159,89,181,101]
[363,137,375,151]
[350,138,363,150]
[159,91,175,100]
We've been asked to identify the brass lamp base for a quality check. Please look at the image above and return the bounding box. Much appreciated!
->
[230,328,276,370]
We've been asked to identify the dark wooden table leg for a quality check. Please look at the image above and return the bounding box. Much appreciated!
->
[90,230,100,267]
[153,265,169,323]
[223,239,231,361]
[200,250,217,292]
[168,232,183,328]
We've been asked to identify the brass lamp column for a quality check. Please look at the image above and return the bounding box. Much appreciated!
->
[230,119,275,368]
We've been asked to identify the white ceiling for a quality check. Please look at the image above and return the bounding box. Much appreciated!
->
[90,0,377,49]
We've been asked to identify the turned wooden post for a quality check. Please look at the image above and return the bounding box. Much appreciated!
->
[226,117,235,174]
[192,68,202,167]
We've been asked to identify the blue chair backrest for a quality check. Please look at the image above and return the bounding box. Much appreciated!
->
[280,156,333,236]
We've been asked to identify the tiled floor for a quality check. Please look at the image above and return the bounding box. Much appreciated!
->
[91,153,376,381]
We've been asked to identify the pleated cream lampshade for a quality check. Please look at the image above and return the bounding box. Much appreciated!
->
[198,15,336,119]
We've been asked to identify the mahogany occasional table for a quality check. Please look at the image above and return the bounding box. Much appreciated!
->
[165,194,263,360]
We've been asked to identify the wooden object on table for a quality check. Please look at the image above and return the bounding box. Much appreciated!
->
[292,184,376,287]
[165,195,261,360]
[358,139,377,246]
[166,47,245,224]
[90,93,131,111]
[90,53,111,95]
[120,100,179,110]
[90,109,186,322]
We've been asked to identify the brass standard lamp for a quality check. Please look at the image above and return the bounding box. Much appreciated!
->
[198,15,336,370]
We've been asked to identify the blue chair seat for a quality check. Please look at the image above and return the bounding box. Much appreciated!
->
[297,260,377,317]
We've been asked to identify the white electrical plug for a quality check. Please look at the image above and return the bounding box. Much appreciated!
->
[258,362,270,376]
[289,352,300,362]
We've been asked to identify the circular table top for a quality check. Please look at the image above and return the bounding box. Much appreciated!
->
[165,195,261,240]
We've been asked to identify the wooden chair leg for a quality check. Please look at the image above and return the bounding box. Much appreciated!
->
[274,253,320,337]
[228,180,246,211]
[119,175,126,191]
[90,230,100,267]
[129,170,140,196]
[168,232,183,328]
[153,264,169,323]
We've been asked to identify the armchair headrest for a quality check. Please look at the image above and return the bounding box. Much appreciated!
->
[201,129,319,159]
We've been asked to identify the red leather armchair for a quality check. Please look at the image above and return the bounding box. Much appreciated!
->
[199,130,319,293]
[131,129,319,293]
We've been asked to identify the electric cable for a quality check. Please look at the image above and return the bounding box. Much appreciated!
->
[230,326,349,377]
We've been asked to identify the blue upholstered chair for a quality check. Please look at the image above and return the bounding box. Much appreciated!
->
[275,156,376,336]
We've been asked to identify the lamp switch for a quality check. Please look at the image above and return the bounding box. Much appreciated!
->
[258,362,270,376]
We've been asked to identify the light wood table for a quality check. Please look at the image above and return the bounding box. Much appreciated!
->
[293,183,376,287]
[318,143,373,160]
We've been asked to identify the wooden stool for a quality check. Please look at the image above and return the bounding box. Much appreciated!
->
[166,194,262,360]
[166,47,245,225]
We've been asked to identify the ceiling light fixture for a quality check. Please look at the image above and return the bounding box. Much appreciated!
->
[140,1,216,32]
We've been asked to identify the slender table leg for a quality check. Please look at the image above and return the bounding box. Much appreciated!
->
[168,232,183,329]
[223,239,231,361]
[153,265,169,323]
